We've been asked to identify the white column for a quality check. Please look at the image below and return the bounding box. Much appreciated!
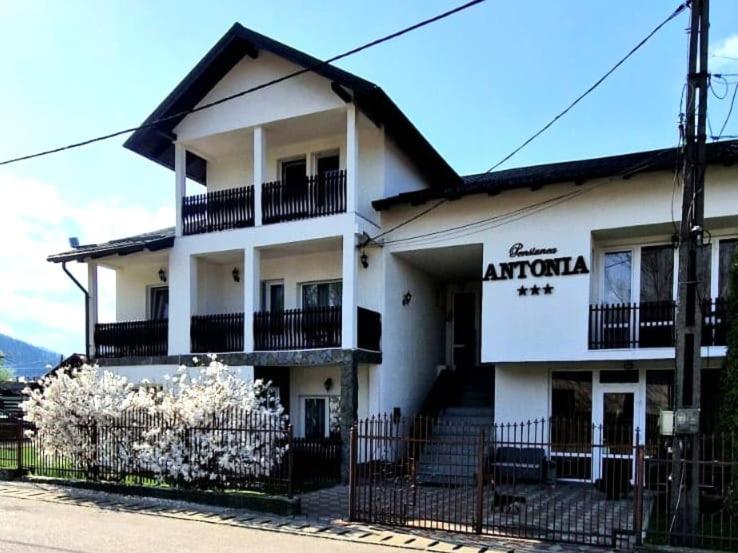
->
[244,246,261,352]
[168,252,198,355]
[174,143,187,237]
[87,262,98,359]
[342,232,357,349]
[346,104,358,214]
[253,126,265,226]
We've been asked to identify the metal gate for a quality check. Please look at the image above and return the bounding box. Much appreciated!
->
[349,415,643,549]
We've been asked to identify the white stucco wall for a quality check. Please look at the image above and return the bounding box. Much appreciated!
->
[206,153,253,192]
[115,264,166,321]
[175,52,344,142]
[378,253,445,417]
[196,259,244,315]
[289,364,340,437]
[494,365,549,423]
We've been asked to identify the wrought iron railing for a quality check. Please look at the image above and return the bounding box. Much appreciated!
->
[588,298,727,349]
[182,186,254,235]
[94,320,168,358]
[262,170,346,224]
[253,307,342,350]
[190,312,244,353]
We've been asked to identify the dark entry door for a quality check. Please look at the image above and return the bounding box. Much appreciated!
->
[453,292,476,368]
[254,367,290,414]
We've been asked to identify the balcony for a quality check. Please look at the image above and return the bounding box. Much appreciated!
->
[588,298,727,350]
[94,320,168,358]
[191,313,244,353]
[254,307,342,351]
[182,186,254,235]
[262,170,346,224]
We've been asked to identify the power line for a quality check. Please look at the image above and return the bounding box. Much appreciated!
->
[363,1,688,247]
[0,0,488,168]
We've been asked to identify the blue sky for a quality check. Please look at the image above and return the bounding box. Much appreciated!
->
[1,0,737,358]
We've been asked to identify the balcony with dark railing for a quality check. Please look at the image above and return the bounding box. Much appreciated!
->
[254,306,342,351]
[94,320,168,358]
[182,186,254,235]
[588,297,727,350]
[262,170,346,224]
[191,312,244,353]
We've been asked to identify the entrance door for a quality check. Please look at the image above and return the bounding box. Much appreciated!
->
[593,384,641,496]
[452,293,476,368]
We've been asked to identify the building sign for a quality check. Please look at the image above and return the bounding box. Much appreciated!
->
[483,242,589,296]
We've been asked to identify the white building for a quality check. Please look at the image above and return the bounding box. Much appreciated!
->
[49,25,738,474]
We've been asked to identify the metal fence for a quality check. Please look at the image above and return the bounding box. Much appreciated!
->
[348,415,738,550]
[0,411,341,497]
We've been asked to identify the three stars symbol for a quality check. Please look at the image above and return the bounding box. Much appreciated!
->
[517,283,554,296]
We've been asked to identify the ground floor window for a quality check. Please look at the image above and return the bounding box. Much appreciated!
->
[303,395,341,439]
[551,371,593,479]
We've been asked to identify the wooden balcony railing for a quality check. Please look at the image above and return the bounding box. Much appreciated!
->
[253,307,341,351]
[182,186,254,235]
[262,170,346,224]
[357,307,381,352]
[588,298,727,349]
[94,320,168,358]
[191,313,244,353]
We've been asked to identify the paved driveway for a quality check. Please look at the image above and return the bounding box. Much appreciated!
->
[0,495,410,553]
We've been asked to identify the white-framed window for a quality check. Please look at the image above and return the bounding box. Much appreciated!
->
[596,242,677,305]
[279,155,306,186]
[299,279,342,309]
[261,280,284,312]
[147,285,169,320]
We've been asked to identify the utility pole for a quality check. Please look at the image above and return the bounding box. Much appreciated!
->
[672,0,709,543]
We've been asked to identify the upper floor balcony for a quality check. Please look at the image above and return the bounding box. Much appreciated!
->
[587,236,735,351]
[175,106,358,237]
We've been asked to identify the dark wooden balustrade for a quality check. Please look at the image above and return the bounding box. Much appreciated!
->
[182,186,254,235]
[588,298,727,349]
[191,312,244,353]
[253,307,342,350]
[357,307,381,352]
[262,170,346,224]
[94,320,168,358]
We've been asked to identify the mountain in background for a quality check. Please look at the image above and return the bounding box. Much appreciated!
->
[0,333,62,379]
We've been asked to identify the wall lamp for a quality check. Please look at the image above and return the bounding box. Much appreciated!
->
[402,291,412,306]
[360,251,369,269]
[158,268,167,283]
[232,267,241,283]
[324,377,334,392]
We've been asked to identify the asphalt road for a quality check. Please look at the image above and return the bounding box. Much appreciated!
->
[0,496,408,553]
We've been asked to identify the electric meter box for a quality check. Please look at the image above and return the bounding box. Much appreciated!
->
[674,408,700,434]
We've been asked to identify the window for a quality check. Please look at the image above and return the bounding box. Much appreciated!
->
[149,286,169,320]
[261,281,284,312]
[304,397,326,439]
[640,245,674,303]
[718,239,737,298]
[603,251,632,303]
[551,371,592,445]
[316,152,339,179]
[281,157,306,188]
[646,370,673,443]
[302,281,342,309]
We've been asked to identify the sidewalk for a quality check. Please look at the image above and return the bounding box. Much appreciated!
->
[0,481,612,553]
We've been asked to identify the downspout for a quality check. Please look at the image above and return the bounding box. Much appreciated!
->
[61,261,90,360]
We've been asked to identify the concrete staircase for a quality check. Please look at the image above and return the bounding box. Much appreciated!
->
[415,368,494,485]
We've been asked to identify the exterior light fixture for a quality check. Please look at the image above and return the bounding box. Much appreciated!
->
[158,268,167,283]
[324,377,333,392]
[232,267,241,283]
[402,291,412,306]
[360,251,369,269]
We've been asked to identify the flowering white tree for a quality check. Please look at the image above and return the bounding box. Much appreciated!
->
[22,356,287,489]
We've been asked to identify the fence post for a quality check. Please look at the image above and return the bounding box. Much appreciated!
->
[287,424,294,499]
[16,416,23,473]
[348,424,358,521]
[633,444,645,546]
[475,427,486,535]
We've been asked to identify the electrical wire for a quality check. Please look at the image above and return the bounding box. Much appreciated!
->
[713,81,738,141]
[0,0,488,167]
[362,1,689,248]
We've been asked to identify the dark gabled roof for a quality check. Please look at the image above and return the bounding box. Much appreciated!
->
[372,139,738,211]
[124,23,460,188]
[47,228,174,264]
